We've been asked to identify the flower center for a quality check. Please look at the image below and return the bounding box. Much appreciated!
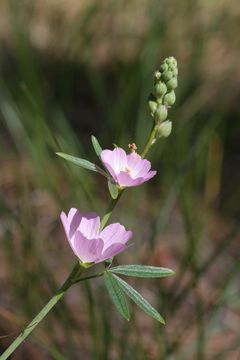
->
[123,166,131,174]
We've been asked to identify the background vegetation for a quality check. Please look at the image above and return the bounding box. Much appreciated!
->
[0,0,239,359]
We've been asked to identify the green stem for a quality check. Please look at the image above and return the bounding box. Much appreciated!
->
[141,124,158,158]
[100,190,123,230]
[72,272,104,285]
[1,262,83,360]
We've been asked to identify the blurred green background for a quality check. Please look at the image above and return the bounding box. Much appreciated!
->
[0,0,240,359]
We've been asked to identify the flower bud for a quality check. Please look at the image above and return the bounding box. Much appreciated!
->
[172,67,178,77]
[166,77,178,90]
[157,120,172,138]
[160,63,168,72]
[163,90,176,106]
[155,81,167,97]
[154,70,161,81]
[148,56,178,125]
[148,100,158,115]
[162,70,173,82]
[167,57,177,66]
[154,105,168,123]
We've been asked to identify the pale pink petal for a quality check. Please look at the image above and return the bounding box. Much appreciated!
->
[78,213,100,239]
[60,208,82,239]
[60,211,69,238]
[68,208,83,238]
[115,172,142,187]
[127,153,152,178]
[100,148,127,174]
[127,153,150,174]
[97,243,127,262]
[112,148,128,171]
[100,223,132,251]
[67,208,80,224]
[73,231,104,263]
[60,211,77,251]
[142,170,157,181]
[100,150,118,180]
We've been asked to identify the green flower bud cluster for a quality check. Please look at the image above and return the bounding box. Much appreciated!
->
[148,56,178,138]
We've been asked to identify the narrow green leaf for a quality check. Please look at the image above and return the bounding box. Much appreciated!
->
[108,179,119,199]
[112,274,165,324]
[91,135,102,156]
[110,265,175,278]
[104,271,130,321]
[56,152,107,177]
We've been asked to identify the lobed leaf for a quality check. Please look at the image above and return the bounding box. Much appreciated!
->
[104,271,130,321]
[112,274,165,324]
[91,135,102,157]
[110,265,175,278]
[56,152,107,176]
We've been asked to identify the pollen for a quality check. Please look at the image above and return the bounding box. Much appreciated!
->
[123,166,131,174]
[128,143,137,153]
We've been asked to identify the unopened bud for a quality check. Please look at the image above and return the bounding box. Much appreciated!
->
[162,70,173,82]
[154,105,168,123]
[168,57,177,66]
[163,90,176,106]
[148,100,158,115]
[167,77,178,90]
[157,120,172,138]
[148,56,178,124]
[172,67,178,76]
[154,70,161,81]
[160,63,168,72]
[155,82,167,97]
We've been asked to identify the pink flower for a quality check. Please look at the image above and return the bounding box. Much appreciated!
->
[60,208,132,264]
[100,148,156,187]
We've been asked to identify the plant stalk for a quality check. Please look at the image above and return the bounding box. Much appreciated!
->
[1,123,157,359]
[141,124,158,158]
[0,262,83,360]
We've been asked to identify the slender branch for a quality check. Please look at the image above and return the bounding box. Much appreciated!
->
[1,262,83,360]
[72,272,104,285]
[141,124,158,158]
[100,190,123,230]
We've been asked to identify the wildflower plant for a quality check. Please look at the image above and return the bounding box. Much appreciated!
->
[1,57,178,359]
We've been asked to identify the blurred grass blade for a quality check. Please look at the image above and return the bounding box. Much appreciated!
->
[91,135,102,156]
[56,152,107,176]
[104,271,130,321]
[110,265,175,278]
[112,274,165,324]
[108,179,119,199]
